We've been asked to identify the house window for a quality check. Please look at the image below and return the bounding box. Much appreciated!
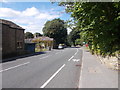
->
[17,41,23,49]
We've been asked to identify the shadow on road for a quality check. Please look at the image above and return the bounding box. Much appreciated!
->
[2,52,46,63]
[67,47,81,48]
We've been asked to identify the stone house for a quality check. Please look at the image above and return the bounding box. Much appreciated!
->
[0,19,25,58]
[32,36,54,51]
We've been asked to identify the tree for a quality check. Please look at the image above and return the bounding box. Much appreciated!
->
[75,39,83,46]
[68,27,81,46]
[42,18,67,48]
[34,32,42,38]
[25,32,34,39]
[59,2,120,57]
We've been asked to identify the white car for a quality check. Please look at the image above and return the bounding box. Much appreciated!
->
[58,45,64,49]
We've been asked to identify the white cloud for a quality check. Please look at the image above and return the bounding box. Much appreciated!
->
[36,13,60,20]
[1,0,8,3]
[22,7,39,16]
[0,8,21,17]
[67,28,72,34]
[21,20,46,34]
[22,24,44,34]
[0,7,61,34]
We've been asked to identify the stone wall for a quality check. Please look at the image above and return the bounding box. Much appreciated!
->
[2,24,25,58]
[16,29,24,51]
[96,55,119,70]
[86,47,119,70]
[2,24,16,55]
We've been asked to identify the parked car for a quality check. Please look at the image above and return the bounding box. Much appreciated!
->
[58,44,64,49]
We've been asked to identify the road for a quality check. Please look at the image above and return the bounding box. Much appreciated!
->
[2,47,83,88]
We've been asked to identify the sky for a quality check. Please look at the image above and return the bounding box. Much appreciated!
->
[0,2,72,34]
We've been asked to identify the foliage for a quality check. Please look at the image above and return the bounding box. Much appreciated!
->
[34,32,42,37]
[75,38,84,46]
[25,32,34,39]
[68,27,81,45]
[35,48,47,52]
[32,38,53,52]
[60,2,120,57]
[42,18,67,48]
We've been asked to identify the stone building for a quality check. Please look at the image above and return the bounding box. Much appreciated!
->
[32,36,54,51]
[0,19,25,58]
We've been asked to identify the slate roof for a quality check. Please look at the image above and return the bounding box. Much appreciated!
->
[25,36,53,43]
[25,39,35,43]
[33,36,54,41]
[0,19,24,30]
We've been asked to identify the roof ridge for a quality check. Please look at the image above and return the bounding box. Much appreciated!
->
[0,19,24,30]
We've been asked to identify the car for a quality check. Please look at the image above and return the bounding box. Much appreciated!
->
[58,45,64,49]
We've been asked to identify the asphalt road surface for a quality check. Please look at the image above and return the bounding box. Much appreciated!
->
[2,47,83,88]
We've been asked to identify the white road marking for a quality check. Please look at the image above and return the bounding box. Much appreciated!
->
[0,62,30,72]
[55,52,60,54]
[40,55,50,59]
[72,59,80,62]
[68,48,79,61]
[74,48,79,55]
[40,64,65,88]
[68,56,74,61]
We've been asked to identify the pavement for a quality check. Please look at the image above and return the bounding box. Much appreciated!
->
[79,47,118,88]
[1,47,82,88]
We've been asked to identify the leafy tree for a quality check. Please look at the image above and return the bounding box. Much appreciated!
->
[34,32,42,38]
[42,18,67,48]
[75,39,82,46]
[68,27,81,46]
[59,2,120,57]
[25,32,34,39]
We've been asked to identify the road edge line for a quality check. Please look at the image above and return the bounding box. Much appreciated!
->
[40,55,50,59]
[0,62,30,72]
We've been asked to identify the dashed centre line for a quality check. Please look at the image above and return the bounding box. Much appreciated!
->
[74,48,79,55]
[68,56,74,61]
[68,48,79,61]
[40,48,79,88]
[40,64,66,88]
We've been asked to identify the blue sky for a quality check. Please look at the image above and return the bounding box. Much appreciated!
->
[0,2,71,34]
